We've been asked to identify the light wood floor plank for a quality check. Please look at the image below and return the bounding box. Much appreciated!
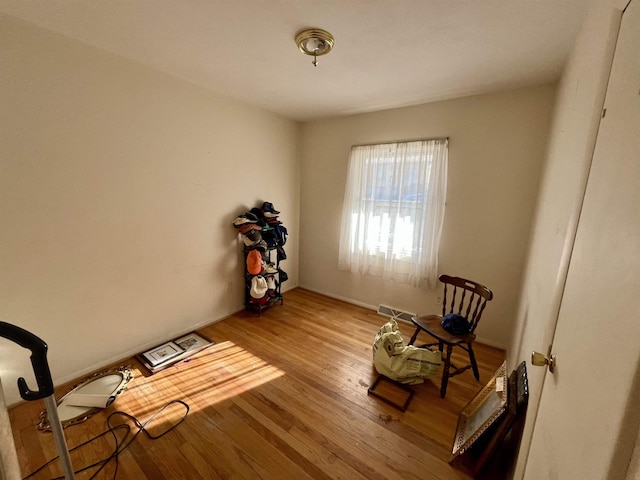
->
[9,287,505,479]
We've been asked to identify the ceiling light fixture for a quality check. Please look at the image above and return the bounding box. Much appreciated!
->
[295,28,335,67]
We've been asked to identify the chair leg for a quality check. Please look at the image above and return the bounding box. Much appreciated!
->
[468,343,480,380]
[408,327,420,346]
[440,345,454,398]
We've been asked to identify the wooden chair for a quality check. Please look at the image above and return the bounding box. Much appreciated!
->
[408,274,493,398]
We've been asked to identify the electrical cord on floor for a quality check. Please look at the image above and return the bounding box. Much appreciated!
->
[22,399,190,480]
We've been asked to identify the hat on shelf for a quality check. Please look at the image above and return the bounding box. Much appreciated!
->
[266,275,277,290]
[250,295,272,306]
[233,214,257,227]
[264,263,278,274]
[250,295,270,306]
[243,233,262,247]
[243,229,261,242]
[262,202,280,215]
[250,276,268,299]
[245,211,260,223]
[278,268,288,282]
[274,224,288,246]
[249,208,267,227]
[246,250,263,275]
[238,223,262,234]
[262,230,278,248]
[251,240,268,252]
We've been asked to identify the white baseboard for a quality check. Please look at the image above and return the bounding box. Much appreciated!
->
[298,285,506,350]
[473,336,507,351]
[297,285,378,311]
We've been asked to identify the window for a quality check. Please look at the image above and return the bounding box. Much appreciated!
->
[338,138,448,288]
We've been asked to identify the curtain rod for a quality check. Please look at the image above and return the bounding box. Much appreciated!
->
[351,136,449,149]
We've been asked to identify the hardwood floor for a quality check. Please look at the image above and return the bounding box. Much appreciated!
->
[9,288,505,479]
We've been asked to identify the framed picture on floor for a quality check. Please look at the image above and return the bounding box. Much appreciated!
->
[142,342,183,367]
[137,332,214,374]
[450,360,508,460]
[174,332,209,352]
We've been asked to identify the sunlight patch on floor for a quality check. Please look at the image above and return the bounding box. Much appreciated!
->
[123,340,285,416]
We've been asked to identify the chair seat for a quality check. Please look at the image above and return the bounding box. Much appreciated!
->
[411,314,476,345]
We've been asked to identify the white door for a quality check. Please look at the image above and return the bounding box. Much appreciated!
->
[509,4,622,478]
[524,1,640,478]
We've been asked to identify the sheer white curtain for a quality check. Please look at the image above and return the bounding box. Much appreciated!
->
[338,138,448,288]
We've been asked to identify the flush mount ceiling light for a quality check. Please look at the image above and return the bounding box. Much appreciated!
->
[295,28,335,67]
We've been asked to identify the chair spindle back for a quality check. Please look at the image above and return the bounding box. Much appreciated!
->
[440,274,493,333]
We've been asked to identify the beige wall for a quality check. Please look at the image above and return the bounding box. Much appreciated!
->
[299,85,555,348]
[0,14,300,406]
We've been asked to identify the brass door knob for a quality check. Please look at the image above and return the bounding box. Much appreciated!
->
[531,345,556,373]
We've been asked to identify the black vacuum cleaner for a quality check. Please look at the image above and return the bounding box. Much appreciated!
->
[0,322,75,480]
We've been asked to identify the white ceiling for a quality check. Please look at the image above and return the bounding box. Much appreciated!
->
[0,0,595,121]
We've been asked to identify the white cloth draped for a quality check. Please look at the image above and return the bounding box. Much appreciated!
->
[338,138,448,288]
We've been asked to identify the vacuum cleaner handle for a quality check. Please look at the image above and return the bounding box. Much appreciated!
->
[0,321,54,401]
